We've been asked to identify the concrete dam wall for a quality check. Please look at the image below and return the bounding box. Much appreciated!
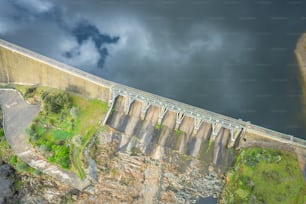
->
[1,38,306,174]
[0,39,245,145]
[0,39,111,101]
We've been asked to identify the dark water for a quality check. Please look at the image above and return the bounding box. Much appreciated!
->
[2,0,306,139]
[196,196,217,204]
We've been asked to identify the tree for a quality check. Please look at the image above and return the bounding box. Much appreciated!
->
[41,91,72,113]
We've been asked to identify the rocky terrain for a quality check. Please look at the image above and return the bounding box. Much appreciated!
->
[0,91,227,203]
[0,110,224,203]
[75,129,224,203]
[0,163,19,203]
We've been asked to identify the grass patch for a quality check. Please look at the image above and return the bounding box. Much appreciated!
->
[26,87,108,178]
[222,147,306,204]
[71,142,86,179]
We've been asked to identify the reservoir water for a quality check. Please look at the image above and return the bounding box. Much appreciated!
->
[1,0,306,139]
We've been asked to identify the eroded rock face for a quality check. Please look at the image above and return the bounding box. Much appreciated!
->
[0,164,72,204]
[71,130,224,204]
[0,129,223,204]
[94,95,231,203]
[18,174,71,204]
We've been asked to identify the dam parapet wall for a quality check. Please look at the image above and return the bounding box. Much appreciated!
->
[0,38,305,150]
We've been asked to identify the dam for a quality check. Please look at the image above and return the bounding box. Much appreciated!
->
[0,38,306,180]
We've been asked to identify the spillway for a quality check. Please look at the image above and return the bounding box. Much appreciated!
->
[107,96,236,173]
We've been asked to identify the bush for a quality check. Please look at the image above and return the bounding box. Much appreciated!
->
[235,188,249,201]
[0,129,4,137]
[16,162,29,172]
[39,144,48,153]
[14,179,23,191]
[9,155,18,166]
[42,91,72,113]
[131,147,142,156]
[29,132,40,143]
[49,145,70,169]
[24,87,36,99]
[45,141,53,151]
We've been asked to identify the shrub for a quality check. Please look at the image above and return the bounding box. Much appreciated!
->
[45,141,53,151]
[155,124,162,130]
[14,179,23,191]
[175,129,183,135]
[39,144,48,153]
[42,92,72,113]
[235,188,249,201]
[50,145,70,169]
[131,147,142,156]
[9,155,18,166]
[29,132,40,143]
[24,87,36,99]
[16,162,29,172]
[0,129,4,137]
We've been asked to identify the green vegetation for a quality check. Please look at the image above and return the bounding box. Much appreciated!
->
[131,146,142,156]
[14,84,29,95]
[110,168,119,177]
[41,91,72,113]
[25,87,108,178]
[222,147,306,204]
[155,124,162,130]
[0,135,38,174]
[206,140,214,153]
[14,85,39,102]
[175,129,183,135]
